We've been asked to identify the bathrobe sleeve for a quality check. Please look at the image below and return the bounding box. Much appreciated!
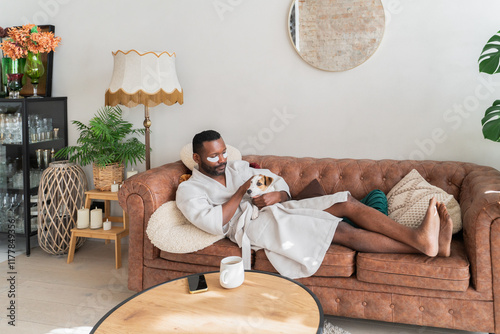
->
[176,182,226,236]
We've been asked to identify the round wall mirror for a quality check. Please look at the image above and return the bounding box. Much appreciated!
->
[288,0,385,72]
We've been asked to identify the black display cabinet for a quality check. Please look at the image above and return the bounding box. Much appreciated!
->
[0,97,67,256]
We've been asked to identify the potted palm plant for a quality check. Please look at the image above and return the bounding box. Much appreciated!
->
[478,29,500,141]
[56,106,146,191]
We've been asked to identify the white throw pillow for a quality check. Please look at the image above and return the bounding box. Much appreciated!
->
[180,143,242,171]
[387,169,462,234]
[146,201,224,253]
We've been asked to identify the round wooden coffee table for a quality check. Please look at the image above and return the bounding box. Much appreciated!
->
[91,270,324,333]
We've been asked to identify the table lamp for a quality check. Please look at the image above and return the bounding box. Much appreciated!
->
[105,50,183,170]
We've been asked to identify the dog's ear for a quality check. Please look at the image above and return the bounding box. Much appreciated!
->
[264,175,273,186]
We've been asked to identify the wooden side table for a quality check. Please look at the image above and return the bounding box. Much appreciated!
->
[67,190,129,269]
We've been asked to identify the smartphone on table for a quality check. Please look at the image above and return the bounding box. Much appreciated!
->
[188,274,208,294]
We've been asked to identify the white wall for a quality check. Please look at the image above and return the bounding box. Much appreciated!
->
[2,0,500,178]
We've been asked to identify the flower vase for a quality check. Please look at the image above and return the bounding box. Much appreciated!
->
[24,51,44,98]
[7,73,24,99]
[1,57,26,97]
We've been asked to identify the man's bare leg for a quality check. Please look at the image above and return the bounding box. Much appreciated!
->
[333,222,421,254]
[326,195,442,256]
[437,202,453,257]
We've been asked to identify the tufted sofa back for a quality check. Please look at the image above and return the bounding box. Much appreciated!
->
[243,155,477,201]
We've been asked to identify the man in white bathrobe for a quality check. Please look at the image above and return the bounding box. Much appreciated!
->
[176,130,453,279]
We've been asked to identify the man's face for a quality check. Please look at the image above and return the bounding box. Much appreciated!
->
[195,138,228,177]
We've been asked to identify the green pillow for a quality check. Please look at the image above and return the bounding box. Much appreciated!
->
[343,190,388,228]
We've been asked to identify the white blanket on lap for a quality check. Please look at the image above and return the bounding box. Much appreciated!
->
[146,201,224,253]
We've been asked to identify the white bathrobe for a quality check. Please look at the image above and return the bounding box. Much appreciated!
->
[176,160,348,279]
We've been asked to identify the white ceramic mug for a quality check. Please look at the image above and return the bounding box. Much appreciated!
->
[219,256,244,289]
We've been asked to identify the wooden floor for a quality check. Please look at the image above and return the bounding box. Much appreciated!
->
[0,234,487,334]
[0,236,135,334]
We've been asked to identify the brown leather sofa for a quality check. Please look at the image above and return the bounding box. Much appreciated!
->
[118,155,500,333]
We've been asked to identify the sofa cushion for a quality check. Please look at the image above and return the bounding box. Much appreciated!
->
[356,240,470,292]
[160,238,245,267]
[254,244,355,277]
[387,169,462,234]
[293,179,326,200]
[147,201,224,253]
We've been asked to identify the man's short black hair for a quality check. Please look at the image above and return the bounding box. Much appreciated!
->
[192,130,221,155]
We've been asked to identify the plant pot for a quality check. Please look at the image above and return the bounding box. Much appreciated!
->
[92,162,124,191]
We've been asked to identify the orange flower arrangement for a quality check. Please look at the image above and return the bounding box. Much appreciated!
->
[0,24,61,60]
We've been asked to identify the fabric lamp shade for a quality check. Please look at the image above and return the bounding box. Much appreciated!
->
[104,49,183,170]
[105,50,183,107]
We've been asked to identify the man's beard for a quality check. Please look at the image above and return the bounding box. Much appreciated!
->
[200,161,227,176]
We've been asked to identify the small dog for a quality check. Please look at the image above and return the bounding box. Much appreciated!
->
[247,174,275,219]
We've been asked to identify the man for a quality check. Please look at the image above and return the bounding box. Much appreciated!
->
[176,130,453,279]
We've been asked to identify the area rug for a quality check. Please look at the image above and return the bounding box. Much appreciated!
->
[323,320,351,334]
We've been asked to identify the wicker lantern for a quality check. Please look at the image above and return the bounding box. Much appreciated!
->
[37,161,88,255]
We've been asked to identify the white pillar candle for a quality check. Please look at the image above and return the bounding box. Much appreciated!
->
[90,208,103,229]
[127,168,138,179]
[111,182,119,192]
[103,219,112,231]
[77,208,89,229]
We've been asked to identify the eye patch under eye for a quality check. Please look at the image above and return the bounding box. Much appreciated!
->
[207,151,228,163]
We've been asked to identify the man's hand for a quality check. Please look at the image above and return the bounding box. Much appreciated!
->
[239,177,254,194]
[221,176,254,225]
[252,191,289,209]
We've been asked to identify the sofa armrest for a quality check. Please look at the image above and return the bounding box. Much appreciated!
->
[118,160,189,291]
[460,165,500,292]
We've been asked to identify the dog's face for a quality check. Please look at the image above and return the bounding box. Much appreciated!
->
[247,174,274,197]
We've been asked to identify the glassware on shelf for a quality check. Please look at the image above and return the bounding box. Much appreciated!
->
[30,169,42,188]
[26,116,56,143]
[6,160,16,188]
[0,114,6,144]
[31,217,38,232]
[14,195,24,234]
[28,115,37,143]
[36,149,43,170]
[3,115,12,144]
[0,146,6,190]
[43,149,51,169]
[0,113,23,144]
[0,193,7,231]
[12,112,22,144]
[12,171,23,189]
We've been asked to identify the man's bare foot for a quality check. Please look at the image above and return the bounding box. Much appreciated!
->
[415,197,440,257]
[437,202,453,257]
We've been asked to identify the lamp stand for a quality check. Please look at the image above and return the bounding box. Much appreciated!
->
[144,105,152,170]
